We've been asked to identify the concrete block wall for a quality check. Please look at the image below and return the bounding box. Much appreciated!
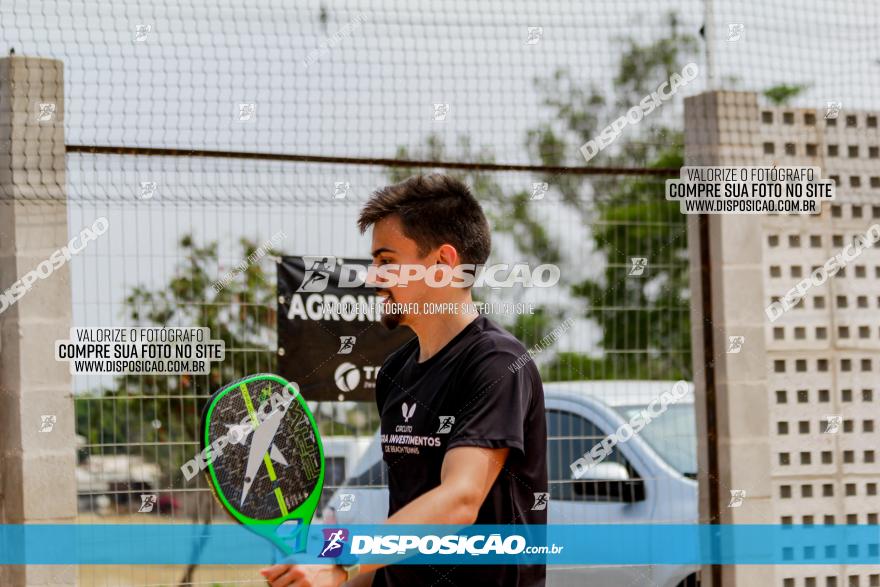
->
[759,104,880,587]
[686,91,880,587]
[0,56,78,586]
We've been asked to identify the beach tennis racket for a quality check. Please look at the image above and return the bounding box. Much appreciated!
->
[201,373,324,555]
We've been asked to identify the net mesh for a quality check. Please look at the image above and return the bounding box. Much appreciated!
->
[0,1,877,586]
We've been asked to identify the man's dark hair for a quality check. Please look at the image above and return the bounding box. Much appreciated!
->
[357,174,491,265]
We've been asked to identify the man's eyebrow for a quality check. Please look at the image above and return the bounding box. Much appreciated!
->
[371,247,397,257]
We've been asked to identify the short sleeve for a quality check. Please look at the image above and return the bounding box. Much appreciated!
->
[445,347,533,456]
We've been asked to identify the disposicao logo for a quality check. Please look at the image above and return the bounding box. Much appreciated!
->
[319,528,349,558]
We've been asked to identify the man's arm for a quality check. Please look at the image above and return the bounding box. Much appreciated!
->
[260,446,509,587]
[384,445,509,525]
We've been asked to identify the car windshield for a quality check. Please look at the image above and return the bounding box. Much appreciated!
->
[616,404,697,476]
[344,458,387,488]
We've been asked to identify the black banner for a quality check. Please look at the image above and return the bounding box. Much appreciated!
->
[276,256,413,402]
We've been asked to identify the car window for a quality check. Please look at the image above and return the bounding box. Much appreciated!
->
[325,456,347,487]
[546,408,641,502]
[344,457,388,488]
[617,404,696,476]
[318,456,350,513]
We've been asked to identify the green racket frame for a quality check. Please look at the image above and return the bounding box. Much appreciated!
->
[201,373,325,555]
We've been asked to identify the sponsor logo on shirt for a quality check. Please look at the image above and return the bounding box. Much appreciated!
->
[383,404,443,455]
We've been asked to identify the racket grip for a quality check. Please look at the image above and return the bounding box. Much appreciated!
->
[276,519,308,554]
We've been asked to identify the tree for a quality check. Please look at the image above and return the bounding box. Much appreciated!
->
[383,14,698,382]
[530,14,696,381]
[75,236,280,478]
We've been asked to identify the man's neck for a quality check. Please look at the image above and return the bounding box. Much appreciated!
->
[410,301,479,363]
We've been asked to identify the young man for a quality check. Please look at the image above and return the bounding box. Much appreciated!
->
[261,174,548,587]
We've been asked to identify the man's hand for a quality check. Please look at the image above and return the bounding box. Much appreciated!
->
[259,564,347,587]
[258,447,509,585]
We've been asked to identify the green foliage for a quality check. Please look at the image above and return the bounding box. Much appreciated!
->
[763,84,808,105]
[508,307,563,350]
[564,144,691,380]
[532,14,696,381]
[385,14,698,382]
[541,348,692,382]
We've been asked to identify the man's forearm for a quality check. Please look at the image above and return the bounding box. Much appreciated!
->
[347,446,507,582]
[354,483,477,576]
[386,481,478,526]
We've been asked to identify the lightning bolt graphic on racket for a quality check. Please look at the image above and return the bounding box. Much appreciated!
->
[239,383,291,510]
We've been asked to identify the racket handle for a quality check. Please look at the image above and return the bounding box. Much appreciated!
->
[275,519,306,554]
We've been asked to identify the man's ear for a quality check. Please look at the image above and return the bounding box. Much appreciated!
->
[436,243,459,267]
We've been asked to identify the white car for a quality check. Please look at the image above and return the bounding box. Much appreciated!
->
[322,380,700,587]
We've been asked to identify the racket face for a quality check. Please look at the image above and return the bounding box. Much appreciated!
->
[202,374,324,527]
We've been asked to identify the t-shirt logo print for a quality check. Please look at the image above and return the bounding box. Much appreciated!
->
[436,416,455,433]
[401,402,416,423]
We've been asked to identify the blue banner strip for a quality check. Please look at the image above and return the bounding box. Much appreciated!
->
[0,524,877,565]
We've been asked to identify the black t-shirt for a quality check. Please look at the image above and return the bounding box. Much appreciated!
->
[372,315,548,587]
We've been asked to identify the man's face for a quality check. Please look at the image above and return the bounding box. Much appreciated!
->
[368,215,438,330]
